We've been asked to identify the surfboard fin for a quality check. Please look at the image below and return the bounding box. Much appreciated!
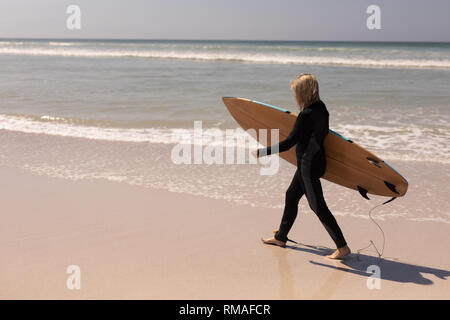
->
[367,157,382,168]
[384,181,399,195]
[357,186,370,200]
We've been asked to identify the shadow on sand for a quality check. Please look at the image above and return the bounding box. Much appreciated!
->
[284,242,450,285]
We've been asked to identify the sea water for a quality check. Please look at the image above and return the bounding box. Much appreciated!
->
[0,39,449,222]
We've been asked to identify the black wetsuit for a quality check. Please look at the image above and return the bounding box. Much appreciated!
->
[258,100,347,248]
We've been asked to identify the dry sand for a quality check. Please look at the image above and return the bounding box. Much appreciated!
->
[0,166,449,299]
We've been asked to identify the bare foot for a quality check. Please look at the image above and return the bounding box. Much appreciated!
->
[325,245,351,259]
[261,237,286,248]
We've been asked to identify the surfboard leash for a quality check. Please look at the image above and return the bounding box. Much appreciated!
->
[272,229,299,244]
[357,196,396,263]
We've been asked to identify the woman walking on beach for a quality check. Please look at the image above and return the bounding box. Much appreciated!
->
[257,74,351,259]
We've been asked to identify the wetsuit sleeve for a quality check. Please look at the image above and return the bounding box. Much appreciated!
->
[258,112,310,157]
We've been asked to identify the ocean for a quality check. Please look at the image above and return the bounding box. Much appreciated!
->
[0,39,449,222]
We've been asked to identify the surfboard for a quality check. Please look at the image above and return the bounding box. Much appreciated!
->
[222,97,408,198]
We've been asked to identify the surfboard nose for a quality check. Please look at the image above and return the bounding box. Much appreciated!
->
[222,97,242,112]
[222,96,237,104]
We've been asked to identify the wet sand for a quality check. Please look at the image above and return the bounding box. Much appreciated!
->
[0,166,449,299]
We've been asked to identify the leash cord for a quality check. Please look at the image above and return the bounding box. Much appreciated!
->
[357,197,395,262]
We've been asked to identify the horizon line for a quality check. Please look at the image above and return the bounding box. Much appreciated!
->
[0,37,449,44]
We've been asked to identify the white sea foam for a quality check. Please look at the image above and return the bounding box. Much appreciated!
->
[1,46,450,69]
[0,113,180,143]
[48,42,76,47]
[333,124,450,163]
[0,113,448,163]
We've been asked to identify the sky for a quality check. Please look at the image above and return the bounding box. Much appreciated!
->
[0,0,449,42]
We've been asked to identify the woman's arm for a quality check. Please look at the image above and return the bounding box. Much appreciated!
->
[257,112,310,157]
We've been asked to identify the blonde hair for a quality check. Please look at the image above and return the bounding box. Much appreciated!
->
[290,73,320,111]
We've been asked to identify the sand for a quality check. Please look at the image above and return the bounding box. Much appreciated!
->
[0,165,449,300]
[0,167,450,299]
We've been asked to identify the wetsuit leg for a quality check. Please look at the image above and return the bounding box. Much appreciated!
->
[275,169,305,242]
[301,170,347,248]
